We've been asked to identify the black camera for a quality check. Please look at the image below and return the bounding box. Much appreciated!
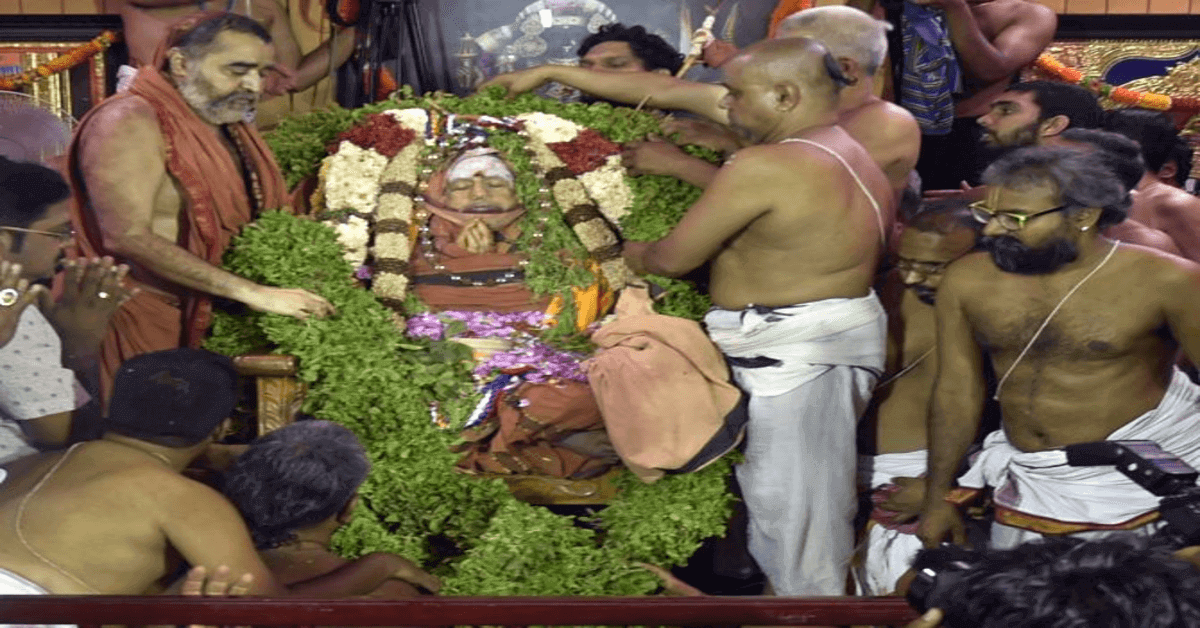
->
[905,543,981,617]
[1065,440,1200,548]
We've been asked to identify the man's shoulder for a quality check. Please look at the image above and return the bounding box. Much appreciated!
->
[1154,186,1200,213]
[941,252,998,292]
[82,95,161,139]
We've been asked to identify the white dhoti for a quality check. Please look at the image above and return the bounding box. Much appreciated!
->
[0,567,72,628]
[959,369,1200,549]
[705,292,887,595]
[855,449,927,595]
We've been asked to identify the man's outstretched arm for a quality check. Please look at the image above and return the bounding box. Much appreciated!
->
[480,66,729,124]
[77,98,333,319]
[914,0,1056,84]
[918,261,986,547]
[624,147,773,277]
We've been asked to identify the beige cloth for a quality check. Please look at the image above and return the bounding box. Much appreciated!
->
[586,285,744,483]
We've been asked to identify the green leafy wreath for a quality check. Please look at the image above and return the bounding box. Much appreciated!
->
[205,88,734,595]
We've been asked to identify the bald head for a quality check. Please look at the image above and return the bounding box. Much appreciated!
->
[732,37,849,101]
[776,6,890,76]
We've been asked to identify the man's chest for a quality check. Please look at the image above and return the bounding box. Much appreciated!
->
[965,284,1167,360]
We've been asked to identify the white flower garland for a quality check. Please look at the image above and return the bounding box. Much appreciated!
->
[317,107,637,306]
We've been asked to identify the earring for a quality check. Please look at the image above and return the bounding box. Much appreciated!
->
[1081,226,1090,232]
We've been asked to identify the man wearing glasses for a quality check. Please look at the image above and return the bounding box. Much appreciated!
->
[917,146,1200,550]
[0,157,134,467]
[857,199,979,594]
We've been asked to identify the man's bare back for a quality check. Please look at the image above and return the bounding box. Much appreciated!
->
[706,126,892,308]
[840,98,922,191]
[1130,181,1200,263]
[944,244,1194,452]
[0,441,273,594]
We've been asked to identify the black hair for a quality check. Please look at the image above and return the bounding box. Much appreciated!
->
[1007,81,1104,130]
[1060,127,1146,192]
[915,536,1200,628]
[577,23,684,74]
[1104,108,1179,172]
[982,145,1130,230]
[1170,138,1194,187]
[172,12,272,61]
[104,348,239,448]
[222,420,370,549]
[907,198,979,235]
[0,156,70,252]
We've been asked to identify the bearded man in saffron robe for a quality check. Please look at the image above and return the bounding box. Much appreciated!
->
[68,12,334,401]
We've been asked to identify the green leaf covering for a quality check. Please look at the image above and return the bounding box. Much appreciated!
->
[208,91,737,595]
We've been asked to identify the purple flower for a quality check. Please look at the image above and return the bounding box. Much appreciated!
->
[355,265,374,280]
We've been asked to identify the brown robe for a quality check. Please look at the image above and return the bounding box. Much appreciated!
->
[67,13,289,399]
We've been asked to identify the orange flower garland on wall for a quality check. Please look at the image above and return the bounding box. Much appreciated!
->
[0,31,121,92]
[1035,52,1200,113]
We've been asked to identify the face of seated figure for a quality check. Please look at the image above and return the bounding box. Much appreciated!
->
[442,150,522,231]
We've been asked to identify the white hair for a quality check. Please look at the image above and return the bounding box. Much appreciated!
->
[776,6,891,76]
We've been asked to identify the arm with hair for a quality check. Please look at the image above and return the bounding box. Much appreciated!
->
[77,100,332,318]
[625,148,774,276]
[917,262,985,547]
[928,0,1057,84]
[480,66,729,124]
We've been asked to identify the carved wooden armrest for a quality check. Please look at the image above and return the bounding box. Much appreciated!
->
[233,355,298,377]
[233,355,305,436]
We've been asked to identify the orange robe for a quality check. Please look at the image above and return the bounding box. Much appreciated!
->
[67,14,289,400]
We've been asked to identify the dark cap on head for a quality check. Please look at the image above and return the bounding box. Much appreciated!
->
[106,348,238,447]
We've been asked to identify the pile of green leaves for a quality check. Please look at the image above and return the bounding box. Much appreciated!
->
[207,214,734,595]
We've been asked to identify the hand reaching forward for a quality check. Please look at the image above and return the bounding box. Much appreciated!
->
[178,564,254,628]
[0,261,46,348]
[248,286,335,320]
[621,137,692,177]
[386,554,441,593]
[477,67,551,96]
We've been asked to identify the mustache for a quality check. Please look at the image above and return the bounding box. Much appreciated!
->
[977,234,1078,275]
[910,285,937,304]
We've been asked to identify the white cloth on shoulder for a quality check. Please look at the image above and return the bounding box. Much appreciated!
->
[0,566,73,628]
[959,368,1200,529]
[856,450,927,596]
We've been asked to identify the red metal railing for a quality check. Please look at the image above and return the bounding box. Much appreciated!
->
[0,595,918,626]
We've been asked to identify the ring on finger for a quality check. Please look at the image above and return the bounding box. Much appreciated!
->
[0,288,19,307]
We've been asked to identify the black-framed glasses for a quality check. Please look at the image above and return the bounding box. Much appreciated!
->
[894,258,951,276]
[0,226,74,241]
[969,201,1071,231]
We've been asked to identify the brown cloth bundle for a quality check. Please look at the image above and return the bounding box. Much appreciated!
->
[586,284,747,483]
[67,11,290,400]
[454,379,615,479]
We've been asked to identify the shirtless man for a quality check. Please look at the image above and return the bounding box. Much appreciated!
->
[113,0,356,99]
[69,13,332,398]
[917,147,1200,550]
[622,38,893,596]
[481,6,920,193]
[911,0,1056,191]
[1058,128,1182,257]
[857,201,978,594]
[0,349,388,596]
[1104,109,1200,263]
[223,420,441,597]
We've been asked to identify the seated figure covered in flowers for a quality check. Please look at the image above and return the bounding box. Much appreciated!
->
[318,109,627,481]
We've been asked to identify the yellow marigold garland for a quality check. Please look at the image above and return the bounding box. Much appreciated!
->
[1034,52,1200,113]
[0,31,121,92]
